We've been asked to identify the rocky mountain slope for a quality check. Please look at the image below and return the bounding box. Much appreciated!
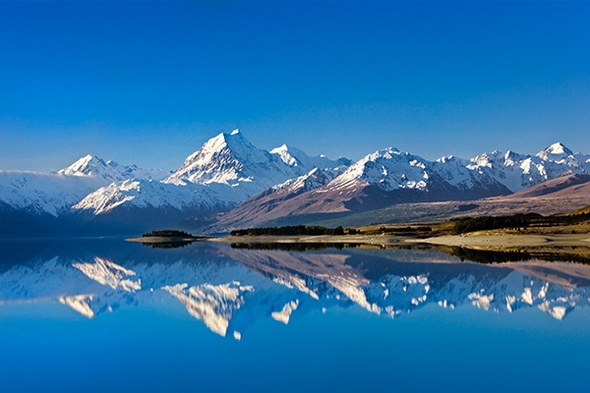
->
[209,142,590,231]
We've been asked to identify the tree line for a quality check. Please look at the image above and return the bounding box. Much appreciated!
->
[231,225,360,236]
[452,211,590,234]
[142,230,193,238]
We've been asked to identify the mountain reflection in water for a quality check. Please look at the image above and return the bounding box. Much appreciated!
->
[1,239,589,339]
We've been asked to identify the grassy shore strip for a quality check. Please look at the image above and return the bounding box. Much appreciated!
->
[213,232,590,248]
[410,233,590,248]
[210,234,411,246]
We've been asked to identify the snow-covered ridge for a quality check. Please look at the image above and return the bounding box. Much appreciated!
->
[270,143,351,170]
[325,146,505,196]
[329,147,430,191]
[0,130,350,222]
[164,130,302,194]
[469,142,590,191]
[0,170,105,216]
[71,179,242,215]
[160,129,350,204]
[271,167,348,195]
[57,154,170,182]
[0,154,171,216]
[164,130,343,192]
[326,142,590,194]
[1,132,588,228]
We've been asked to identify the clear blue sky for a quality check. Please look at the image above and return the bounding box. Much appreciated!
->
[1,1,589,171]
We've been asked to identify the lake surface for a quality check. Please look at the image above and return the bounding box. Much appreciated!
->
[1,239,589,392]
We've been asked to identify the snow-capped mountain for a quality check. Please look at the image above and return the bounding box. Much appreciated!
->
[273,166,348,194]
[211,146,513,230]
[0,129,353,235]
[328,147,509,195]
[57,154,171,183]
[469,142,590,192]
[1,130,589,236]
[163,130,346,202]
[209,166,349,232]
[0,170,105,217]
[270,144,351,171]
[72,179,241,215]
[164,130,297,191]
[210,141,590,231]
[0,155,171,218]
[67,130,351,231]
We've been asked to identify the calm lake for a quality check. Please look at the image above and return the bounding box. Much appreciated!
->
[1,239,589,392]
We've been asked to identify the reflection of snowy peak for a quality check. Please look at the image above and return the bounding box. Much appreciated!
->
[1,245,590,340]
[72,257,141,292]
[163,282,253,337]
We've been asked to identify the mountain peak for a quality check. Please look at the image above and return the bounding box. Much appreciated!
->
[56,154,169,183]
[536,142,574,161]
[544,142,573,156]
[58,155,107,177]
[271,143,289,152]
[270,144,300,166]
[79,154,95,163]
[201,130,250,154]
[165,130,302,196]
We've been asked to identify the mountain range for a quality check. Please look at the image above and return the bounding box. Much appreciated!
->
[1,129,590,236]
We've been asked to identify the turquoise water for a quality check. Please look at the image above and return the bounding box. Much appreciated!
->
[1,240,589,392]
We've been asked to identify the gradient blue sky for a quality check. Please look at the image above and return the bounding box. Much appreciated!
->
[1,1,589,172]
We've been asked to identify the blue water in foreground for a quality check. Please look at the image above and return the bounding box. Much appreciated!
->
[1,239,589,392]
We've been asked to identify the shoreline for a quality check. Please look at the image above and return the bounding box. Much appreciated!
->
[212,232,590,248]
[410,233,590,248]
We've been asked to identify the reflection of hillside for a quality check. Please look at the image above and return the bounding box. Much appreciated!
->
[221,248,366,301]
[1,241,590,339]
[441,245,590,265]
[504,261,590,289]
[220,247,590,321]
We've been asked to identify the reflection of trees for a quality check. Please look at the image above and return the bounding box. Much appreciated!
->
[444,247,531,263]
[230,242,360,251]
[440,246,590,264]
[142,240,194,249]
